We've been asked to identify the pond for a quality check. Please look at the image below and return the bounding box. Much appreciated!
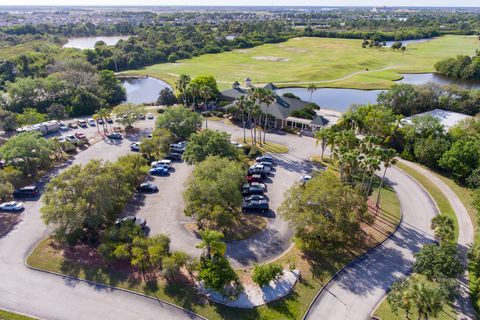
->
[398,73,480,90]
[383,38,433,48]
[122,77,171,104]
[63,36,130,49]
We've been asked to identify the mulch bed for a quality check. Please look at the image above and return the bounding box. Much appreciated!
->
[0,213,21,237]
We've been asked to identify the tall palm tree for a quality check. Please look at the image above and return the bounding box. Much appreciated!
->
[199,85,213,129]
[376,148,398,208]
[410,281,445,320]
[235,95,248,143]
[314,127,330,161]
[307,83,317,103]
[94,108,110,134]
[258,89,276,144]
[250,103,263,146]
[195,229,226,260]
[175,74,191,107]
[187,82,201,109]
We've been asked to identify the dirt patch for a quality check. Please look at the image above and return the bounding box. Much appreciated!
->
[234,49,251,53]
[0,213,21,237]
[252,56,290,62]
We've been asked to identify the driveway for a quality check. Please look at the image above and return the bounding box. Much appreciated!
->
[398,160,476,320]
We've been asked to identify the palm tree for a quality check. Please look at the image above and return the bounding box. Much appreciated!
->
[94,108,110,134]
[376,148,398,208]
[175,74,191,107]
[314,127,330,161]
[199,85,213,129]
[250,103,263,146]
[410,281,445,320]
[257,89,276,144]
[187,82,201,109]
[195,229,226,260]
[431,215,455,244]
[235,95,248,143]
[307,83,317,102]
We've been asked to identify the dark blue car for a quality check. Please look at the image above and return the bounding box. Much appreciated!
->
[149,166,169,176]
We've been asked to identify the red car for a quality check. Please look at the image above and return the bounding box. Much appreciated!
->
[247,174,263,183]
[74,132,87,140]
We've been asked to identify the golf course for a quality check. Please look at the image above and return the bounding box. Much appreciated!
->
[124,35,480,90]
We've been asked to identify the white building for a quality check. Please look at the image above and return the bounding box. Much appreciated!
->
[403,109,472,130]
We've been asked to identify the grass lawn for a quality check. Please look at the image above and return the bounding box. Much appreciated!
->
[0,41,54,58]
[242,138,289,154]
[396,162,459,242]
[0,309,36,320]
[27,176,400,320]
[123,35,480,90]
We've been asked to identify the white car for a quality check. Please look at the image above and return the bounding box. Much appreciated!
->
[151,159,172,168]
[230,140,243,148]
[65,134,79,144]
[250,163,271,174]
[0,201,24,212]
[130,142,142,151]
[300,175,312,184]
[147,113,154,119]
[87,118,96,126]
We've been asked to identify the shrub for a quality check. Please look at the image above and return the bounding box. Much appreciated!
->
[197,255,239,293]
[251,263,283,287]
[282,92,300,100]
[248,146,260,158]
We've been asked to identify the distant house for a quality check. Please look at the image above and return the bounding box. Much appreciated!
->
[403,109,472,130]
[219,81,328,132]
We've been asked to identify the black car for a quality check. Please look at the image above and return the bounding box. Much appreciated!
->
[247,168,267,178]
[13,185,39,198]
[242,199,269,213]
[137,182,159,193]
[242,182,266,196]
[107,132,123,140]
[164,153,182,161]
[244,194,268,202]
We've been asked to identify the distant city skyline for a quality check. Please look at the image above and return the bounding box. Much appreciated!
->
[1,0,480,7]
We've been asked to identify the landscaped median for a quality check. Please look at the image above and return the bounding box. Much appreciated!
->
[0,309,36,320]
[26,180,400,320]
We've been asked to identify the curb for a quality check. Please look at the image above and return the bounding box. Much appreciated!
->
[301,181,404,320]
[24,241,207,320]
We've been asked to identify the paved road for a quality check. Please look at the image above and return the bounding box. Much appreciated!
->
[399,160,476,320]
[304,165,438,320]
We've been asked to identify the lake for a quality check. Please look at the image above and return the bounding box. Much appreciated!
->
[121,74,480,112]
[383,38,433,48]
[63,36,130,49]
[122,77,171,104]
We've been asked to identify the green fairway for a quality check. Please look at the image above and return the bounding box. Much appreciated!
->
[123,35,480,90]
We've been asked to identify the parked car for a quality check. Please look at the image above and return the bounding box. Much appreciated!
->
[59,123,69,131]
[115,216,147,229]
[77,119,87,128]
[151,159,172,168]
[56,137,66,143]
[230,140,243,148]
[170,141,187,153]
[13,185,39,198]
[68,121,78,129]
[247,167,267,179]
[149,166,169,176]
[74,132,87,141]
[137,114,146,120]
[242,199,269,213]
[256,155,275,165]
[107,132,123,140]
[164,153,182,161]
[87,118,96,126]
[300,175,312,185]
[65,134,79,144]
[258,161,273,168]
[130,142,142,151]
[242,182,266,196]
[97,118,104,125]
[247,174,263,183]
[244,194,268,202]
[147,113,154,119]
[137,182,159,193]
[250,163,271,174]
[0,201,24,212]
[106,117,113,124]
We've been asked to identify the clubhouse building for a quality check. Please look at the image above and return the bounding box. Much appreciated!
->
[219,81,327,133]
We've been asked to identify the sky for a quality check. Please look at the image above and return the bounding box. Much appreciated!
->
[0,0,479,7]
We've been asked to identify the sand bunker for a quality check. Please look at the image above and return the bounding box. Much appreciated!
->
[252,56,290,62]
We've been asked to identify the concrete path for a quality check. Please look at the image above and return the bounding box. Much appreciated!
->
[304,166,437,320]
[399,160,476,320]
